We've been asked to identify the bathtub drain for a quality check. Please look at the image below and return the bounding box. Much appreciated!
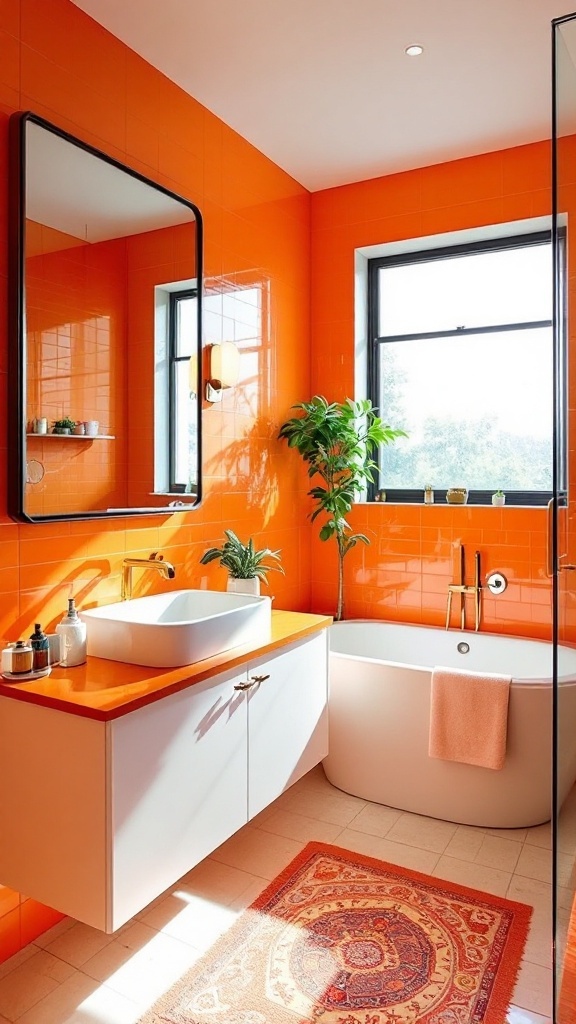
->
[457,641,470,654]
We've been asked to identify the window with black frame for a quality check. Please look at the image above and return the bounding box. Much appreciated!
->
[169,288,199,494]
[367,230,563,505]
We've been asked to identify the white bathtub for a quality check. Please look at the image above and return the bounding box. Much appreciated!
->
[323,620,576,828]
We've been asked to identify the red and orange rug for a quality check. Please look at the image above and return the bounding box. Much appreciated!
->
[139,841,532,1024]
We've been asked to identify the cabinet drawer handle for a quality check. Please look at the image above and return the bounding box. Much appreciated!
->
[233,673,271,692]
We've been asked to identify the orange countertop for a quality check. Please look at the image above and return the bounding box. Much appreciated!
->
[0,611,332,722]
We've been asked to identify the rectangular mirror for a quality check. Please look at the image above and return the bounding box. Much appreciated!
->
[8,111,203,522]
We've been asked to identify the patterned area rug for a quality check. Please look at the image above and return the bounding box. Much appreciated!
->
[138,841,532,1024]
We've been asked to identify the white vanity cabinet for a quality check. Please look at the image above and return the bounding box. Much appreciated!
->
[109,663,249,930]
[247,633,328,819]
[0,628,328,933]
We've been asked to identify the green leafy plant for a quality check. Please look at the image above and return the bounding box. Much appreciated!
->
[493,489,504,497]
[278,396,406,620]
[52,417,76,431]
[200,529,284,583]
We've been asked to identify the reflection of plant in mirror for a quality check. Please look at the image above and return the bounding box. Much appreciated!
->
[279,396,406,621]
[52,417,76,433]
[200,530,284,583]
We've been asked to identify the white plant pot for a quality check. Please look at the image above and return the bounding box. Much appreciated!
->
[492,495,505,506]
[227,577,261,597]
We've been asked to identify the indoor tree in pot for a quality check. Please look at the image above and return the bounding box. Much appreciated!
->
[200,530,284,596]
[279,395,405,621]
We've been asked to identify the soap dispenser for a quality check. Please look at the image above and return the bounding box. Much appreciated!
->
[29,623,49,670]
[56,598,87,667]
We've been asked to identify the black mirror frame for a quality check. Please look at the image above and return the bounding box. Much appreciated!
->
[8,110,203,523]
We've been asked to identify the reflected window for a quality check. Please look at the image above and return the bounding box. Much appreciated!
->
[169,289,198,493]
[367,230,564,505]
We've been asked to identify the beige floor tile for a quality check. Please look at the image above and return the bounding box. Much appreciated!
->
[507,874,553,906]
[209,826,305,879]
[141,893,237,952]
[0,950,76,1022]
[63,982,144,1024]
[515,845,552,885]
[227,877,269,912]
[0,946,38,982]
[44,921,114,968]
[257,808,343,843]
[89,930,201,1006]
[557,821,576,855]
[336,828,440,874]
[512,960,553,1017]
[443,825,485,862]
[474,834,522,873]
[384,811,458,854]
[524,822,552,850]
[81,922,160,982]
[15,973,98,1024]
[277,785,367,826]
[248,801,281,827]
[346,802,403,838]
[521,900,553,969]
[287,764,332,793]
[557,884,575,911]
[32,918,75,950]
[506,1006,552,1024]
[432,855,512,897]
[175,859,259,905]
[558,849,576,890]
[484,826,529,842]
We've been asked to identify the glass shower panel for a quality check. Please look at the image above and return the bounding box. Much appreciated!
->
[553,15,576,1023]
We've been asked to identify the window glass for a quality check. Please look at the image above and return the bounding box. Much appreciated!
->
[171,290,198,492]
[175,294,197,357]
[378,243,552,337]
[369,231,559,503]
[173,357,197,491]
[378,327,553,490]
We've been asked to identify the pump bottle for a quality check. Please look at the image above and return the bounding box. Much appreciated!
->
[56,599,87,667]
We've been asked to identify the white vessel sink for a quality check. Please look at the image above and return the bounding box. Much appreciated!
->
[80,590,272,668]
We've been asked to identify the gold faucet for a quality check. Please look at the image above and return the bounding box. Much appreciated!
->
[121,552,176,600]
[445,548,481,631]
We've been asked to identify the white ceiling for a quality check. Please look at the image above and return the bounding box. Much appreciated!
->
[72,0,574,191]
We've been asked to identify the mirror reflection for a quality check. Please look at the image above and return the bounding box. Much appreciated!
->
[9,112,202,521]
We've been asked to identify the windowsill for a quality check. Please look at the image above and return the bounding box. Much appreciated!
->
[359,501,551,509]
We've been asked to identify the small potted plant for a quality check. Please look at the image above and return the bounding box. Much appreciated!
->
[492,489,506,507]
[200,530,284,596]
[52,416,76,435]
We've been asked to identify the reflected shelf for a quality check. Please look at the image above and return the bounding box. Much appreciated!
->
[26,433,116,440]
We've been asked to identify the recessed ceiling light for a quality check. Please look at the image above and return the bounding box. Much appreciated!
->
[405,44,424,57]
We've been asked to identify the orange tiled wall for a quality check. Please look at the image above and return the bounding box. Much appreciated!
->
[25,236,128,514]
[0,0,311,960]
[310,144,558,636]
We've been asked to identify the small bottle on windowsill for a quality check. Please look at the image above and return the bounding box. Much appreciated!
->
[424,485,434,505]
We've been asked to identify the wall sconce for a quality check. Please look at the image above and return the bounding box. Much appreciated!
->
[205,341,240,403]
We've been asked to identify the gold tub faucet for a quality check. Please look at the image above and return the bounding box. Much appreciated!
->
[445,548,481,631]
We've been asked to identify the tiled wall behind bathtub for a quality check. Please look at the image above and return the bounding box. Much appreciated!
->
[0,0,312,959]
[309,141,576,639]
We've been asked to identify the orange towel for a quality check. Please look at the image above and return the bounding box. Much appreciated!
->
[428,666,511,770]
